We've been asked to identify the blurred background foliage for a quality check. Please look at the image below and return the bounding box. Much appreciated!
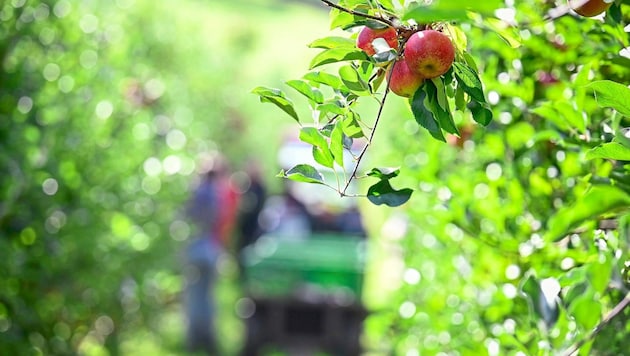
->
[0,0,329,354]
[1,0,630,355]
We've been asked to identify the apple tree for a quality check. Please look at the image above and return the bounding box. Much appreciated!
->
[255,0,630,354]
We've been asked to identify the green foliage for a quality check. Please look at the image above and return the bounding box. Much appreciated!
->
[255,0,498,205]
[0,0,326,354]
[255,0,630,354]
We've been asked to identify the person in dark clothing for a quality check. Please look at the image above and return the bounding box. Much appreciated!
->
[236,161,267,251]
[182,158,233,355]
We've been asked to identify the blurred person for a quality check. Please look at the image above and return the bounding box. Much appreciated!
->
[257,182,312,240]
[235,160,267,270]
[182,155,238,355]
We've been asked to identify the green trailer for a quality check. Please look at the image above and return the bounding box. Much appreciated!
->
[240,233,368,355]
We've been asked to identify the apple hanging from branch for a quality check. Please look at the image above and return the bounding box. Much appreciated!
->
[356,26,399,56]
[569,0,613,17]
[387,59,424,98]
[404,30,455,80]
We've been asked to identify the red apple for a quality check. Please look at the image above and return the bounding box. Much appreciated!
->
[569,0,612,17]
[387,60,424,98]
[404,30,455,79]
[356,26,398,56]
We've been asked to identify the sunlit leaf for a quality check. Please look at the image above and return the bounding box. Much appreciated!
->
[309,48,369,69]
[286,79,324,104]
[308,36,356,49]
[483,18,522,49]
[587,80,630,117]
[367,167,400,180]
[339,65,370,95]
[569,291,601,330]
[312,145,335,168]
[299,127,334,168]
[586,142,630,161]
[531,102,570,131]
[279,164,325,184]
[303,71,344,90]
[330,122,345,167]
[299,127,328,148]
[329,8,355,30]
[453,62,486,103]
[251,86,300,122]
[404,0,502,22]
[317,101,346,117]
[588,256,614,295]
[342,111,364,138]
[545,185,630,241]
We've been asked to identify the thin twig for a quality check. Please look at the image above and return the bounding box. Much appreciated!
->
[563,291,630,356]
[339,29,412,196]
[320,0,395,27]
[341,63,394,196]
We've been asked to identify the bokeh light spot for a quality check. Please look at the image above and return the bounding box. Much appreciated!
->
[42,178,59,195]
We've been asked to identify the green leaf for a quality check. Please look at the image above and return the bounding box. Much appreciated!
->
[303,71,344,90]
[308,36,356,49]
[518,273,540,317]
[530,101,585,133]
[330,122,345,168]
[299,127,334,168]
[468,100,493,126]
[587,80,630,117]
[545,185,630,241]
[286,79,324,104]
[410,89,445,142]
[317,100,346,117]
[404,7,469,22]
[483,18,522,49]
[299,127,328,148]
[455,85,466,111]
[426,79,458,135]
[367,179,413,207]
[342,111,364,138]
[431,78,448,110]
[588,257,614,295]
[573,61,594,110]
[309,47,368,70]
[403,0,502,22]
[586,142,630,161]
[453,62,486,103]
[367,167,400,180]
[370,68,387,93]
[614,128,630,148]
[329,8,355,30]
[329,5,382,30]
[531,103,569,131]
[312,145,335,168]
[569,292,601,330]
[339,65,370,95]
[279,164,325,184]
[251,86,300,123]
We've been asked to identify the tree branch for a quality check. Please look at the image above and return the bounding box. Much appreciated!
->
[320,0,395,28]
[563,291,630,356]
[341,62,394,196]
